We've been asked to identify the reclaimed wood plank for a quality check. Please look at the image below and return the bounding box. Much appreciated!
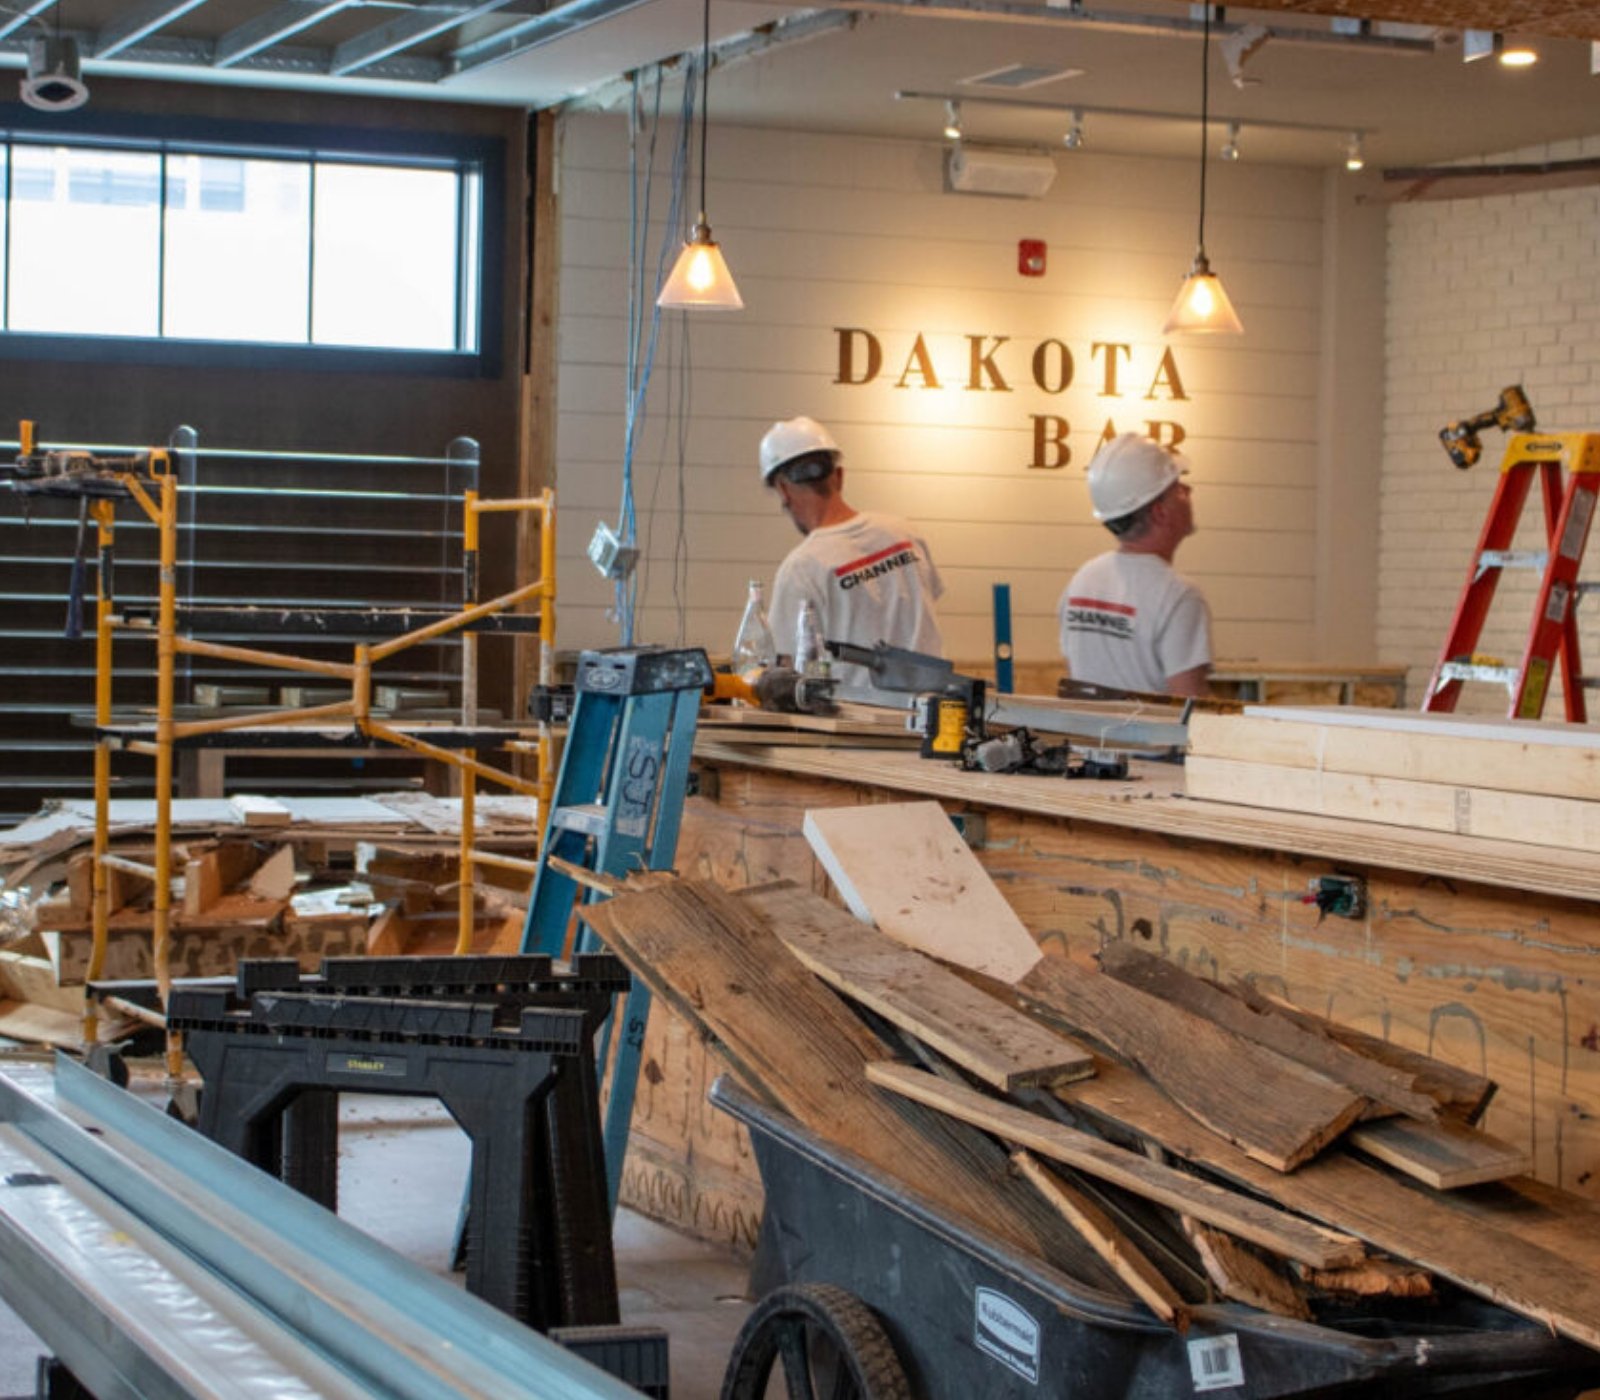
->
[581,879,1124,1287]
[1063,1059,1600,1351]
[1098,942,1438,1121]
[744,882,1093,1091]
[993,958,1370,1171]
[1345,1116,1530,1190]
[1011,1150,1188,1325]
[1230,983,1496,1124]
[864,1062,1364,1269]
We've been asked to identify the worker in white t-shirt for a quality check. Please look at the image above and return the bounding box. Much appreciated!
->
[760,416,945,695]
[1057,432,1213,698]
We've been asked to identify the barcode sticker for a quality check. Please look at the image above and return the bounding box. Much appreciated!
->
[1188,1333,1245,1392]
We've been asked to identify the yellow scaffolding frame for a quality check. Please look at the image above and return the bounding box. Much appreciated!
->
[75,451,557,1075]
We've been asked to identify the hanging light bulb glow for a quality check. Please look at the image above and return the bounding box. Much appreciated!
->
[1220,120,1240,162]
[1063,108,1085,150]
[1344,131,1365,171]
[658,0,744,311]
[943,99,963,142]
[1163,5,1244,336]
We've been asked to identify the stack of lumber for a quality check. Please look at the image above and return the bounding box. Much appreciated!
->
[0,792,539,1042]
[580,799,1600,1349]
[1186,706,1600,853]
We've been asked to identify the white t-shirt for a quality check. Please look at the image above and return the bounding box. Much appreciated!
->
[771,511,945,693]
[1057,551,1212,695]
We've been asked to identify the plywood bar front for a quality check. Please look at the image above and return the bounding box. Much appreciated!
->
[617,741,1600,1251]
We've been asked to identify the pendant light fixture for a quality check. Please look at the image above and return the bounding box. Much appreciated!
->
[1162,4,1243,336]
[657,0,744,310]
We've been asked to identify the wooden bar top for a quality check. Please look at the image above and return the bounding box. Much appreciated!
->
[692,739,1600,905]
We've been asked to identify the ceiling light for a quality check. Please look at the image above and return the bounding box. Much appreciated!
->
[1220,120,1240,162]
[1344,131,1364,171]
[1063,109,1084,150]
[944,99,963,142]
[1499,43,1538,67]
[1163,5,1243,336]
[21,34,88,112]
[657,0,743,311]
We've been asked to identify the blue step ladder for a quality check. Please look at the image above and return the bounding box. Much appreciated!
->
[521,646,714,1214]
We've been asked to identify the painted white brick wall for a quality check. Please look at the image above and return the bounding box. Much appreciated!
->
[1380,136,1600,714]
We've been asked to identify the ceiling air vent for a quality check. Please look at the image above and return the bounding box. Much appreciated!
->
[960,63,1083,90]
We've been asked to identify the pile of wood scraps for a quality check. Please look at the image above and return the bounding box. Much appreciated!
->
[0,791,539,1043]
[1187,706,1600,853]
[581,799,1600,1349]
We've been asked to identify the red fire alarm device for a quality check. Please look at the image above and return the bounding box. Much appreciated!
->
[1018,239,1047,277]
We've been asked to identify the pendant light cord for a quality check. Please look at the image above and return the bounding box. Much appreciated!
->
[1197,3,1210,257]
[697,0,710,223]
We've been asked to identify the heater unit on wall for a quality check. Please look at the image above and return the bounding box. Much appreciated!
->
[945,145,1058,199]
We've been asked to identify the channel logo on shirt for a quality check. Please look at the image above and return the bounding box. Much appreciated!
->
[836,541,918,591]
[1066,595,1136,639]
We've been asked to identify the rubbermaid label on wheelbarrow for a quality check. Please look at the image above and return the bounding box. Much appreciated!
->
[973,1288,1040,1384]
[1188,1334,1244,1392]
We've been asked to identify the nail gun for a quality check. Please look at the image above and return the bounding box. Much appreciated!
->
[1438,385,1537,470]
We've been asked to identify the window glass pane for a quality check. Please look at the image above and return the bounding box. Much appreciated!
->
[311,164,460,351]
[164,154,311,343]
[8,145,160,336]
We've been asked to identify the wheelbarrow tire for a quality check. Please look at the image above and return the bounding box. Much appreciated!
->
[721,1282,912,1400]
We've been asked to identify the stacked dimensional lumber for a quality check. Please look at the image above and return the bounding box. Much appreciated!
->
[1185,706,1600,853]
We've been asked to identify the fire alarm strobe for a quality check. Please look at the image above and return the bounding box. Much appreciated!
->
[1018,240,1047,277]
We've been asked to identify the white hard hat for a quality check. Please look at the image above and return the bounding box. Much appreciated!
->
[1086,433,1191,522]
[760,416,840,484]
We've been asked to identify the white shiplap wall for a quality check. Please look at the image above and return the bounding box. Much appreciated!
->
[555,114,1340,670]
[1380,135,1600,714]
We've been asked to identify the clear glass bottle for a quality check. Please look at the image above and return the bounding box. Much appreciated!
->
[795,598,829,678]
[732,579,777,676]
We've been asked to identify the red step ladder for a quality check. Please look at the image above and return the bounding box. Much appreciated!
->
[1424,431,1600,721]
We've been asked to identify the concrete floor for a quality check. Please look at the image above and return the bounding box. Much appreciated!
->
[0,1093,754,1399]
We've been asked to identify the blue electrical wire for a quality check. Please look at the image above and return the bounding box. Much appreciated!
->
[614,56,697,644]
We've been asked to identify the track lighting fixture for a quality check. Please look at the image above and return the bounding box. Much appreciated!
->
[943,99,963,142]
[1220,120,1240,162]
[1063,109,1084,150]
[1343,131,1364,172]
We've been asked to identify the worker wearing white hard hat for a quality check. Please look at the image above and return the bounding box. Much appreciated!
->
[1056,432,1213,698]
[758,416,945,696]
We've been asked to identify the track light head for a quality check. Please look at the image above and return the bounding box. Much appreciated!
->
[21,34,89,113]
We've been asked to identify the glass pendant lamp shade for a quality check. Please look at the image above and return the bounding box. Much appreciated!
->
[656,0,744,312]
[1163,251,1243,334]
[659,219,744,309]
[1165,5,1243,336]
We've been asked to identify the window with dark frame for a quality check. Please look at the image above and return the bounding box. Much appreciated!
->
[0,113,503,375]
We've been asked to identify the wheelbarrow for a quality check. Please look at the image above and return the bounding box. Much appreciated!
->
[712,1077,1600,1400]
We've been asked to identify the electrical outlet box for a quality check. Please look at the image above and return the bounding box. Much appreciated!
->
[587,521,639,581]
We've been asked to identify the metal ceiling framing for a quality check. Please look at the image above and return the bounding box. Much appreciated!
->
[0,0,1467,94]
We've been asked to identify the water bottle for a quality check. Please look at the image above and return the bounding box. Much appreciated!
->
[795,598,829,678]
[731,579,777,677]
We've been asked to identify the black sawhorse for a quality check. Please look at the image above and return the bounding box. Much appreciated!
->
[167,954,632,1334]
